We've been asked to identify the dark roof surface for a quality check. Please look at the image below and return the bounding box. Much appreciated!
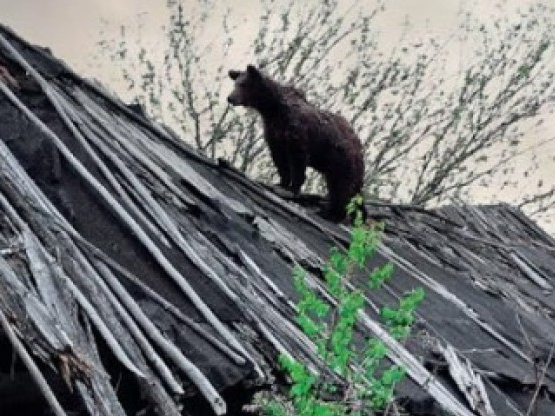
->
[0,23,554,416]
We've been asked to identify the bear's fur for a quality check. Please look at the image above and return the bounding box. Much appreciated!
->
[227,65,364,222]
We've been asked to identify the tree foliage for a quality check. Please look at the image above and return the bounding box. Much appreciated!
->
[96,0,555,226]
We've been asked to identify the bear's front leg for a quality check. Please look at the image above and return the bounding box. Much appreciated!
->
[289,152,308,195]
[267,139,291,189]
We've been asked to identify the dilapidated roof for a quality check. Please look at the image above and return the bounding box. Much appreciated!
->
[0,23,554,416]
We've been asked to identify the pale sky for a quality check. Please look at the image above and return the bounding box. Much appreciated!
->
[2,0,555,231]
[0,0,524,78]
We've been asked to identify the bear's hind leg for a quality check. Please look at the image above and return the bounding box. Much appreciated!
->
[289,152,308,195]
[322,175,354,222]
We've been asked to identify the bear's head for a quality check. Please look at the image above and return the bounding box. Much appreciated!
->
[227,64,267,109]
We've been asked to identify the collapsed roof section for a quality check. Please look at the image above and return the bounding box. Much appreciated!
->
[0,23,554,416]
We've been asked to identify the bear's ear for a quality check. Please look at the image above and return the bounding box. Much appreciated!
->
[228,69,241,80]
[246,64,261,79]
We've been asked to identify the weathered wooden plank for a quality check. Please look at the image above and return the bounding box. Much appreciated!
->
[441,344,496,416]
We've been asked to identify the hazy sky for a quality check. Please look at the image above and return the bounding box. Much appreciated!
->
[0,0,520,76]
[1,0,542,84]
[2,0,554,230]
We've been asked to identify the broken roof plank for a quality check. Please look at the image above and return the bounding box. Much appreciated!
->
[441,344,496,416]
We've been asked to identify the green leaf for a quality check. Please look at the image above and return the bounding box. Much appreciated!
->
[380,366,406,386]
[369,263,394,289]
[324,267,342,297]
[296,314,324,338]
[380,306,397,321]
[367,339,387,360]
[313,300,330,317]
[391,326,410,340]
[329,248,347,274]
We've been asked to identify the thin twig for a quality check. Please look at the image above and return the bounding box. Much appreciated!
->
[525,342,555,416]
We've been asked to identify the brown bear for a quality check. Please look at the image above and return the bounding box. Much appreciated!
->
[227,65,364,222]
